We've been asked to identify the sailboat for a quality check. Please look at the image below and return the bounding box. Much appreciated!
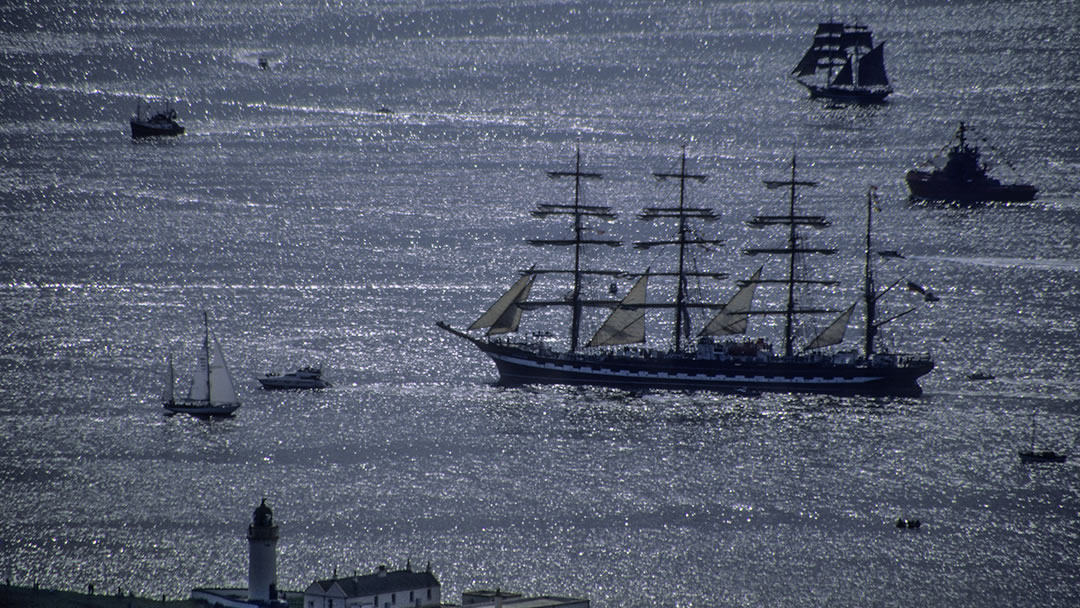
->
[791,20,892,103]
[163,312,242,416]
[1018,410,1067,463]
[438,148,934,396]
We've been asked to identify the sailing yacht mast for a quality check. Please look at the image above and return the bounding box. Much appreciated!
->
[163,353,175,405]
[202,310,212,401]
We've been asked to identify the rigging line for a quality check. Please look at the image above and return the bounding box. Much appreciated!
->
[659,154,682,177]
[640,240,667,275]
[925,139,952,166]
[975,132,1025,179]
[688,255,715,326]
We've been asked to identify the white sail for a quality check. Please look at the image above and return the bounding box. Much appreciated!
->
[208,336,240,405]
[470,274,535,335]
[701,267,762,337]
[805,303,856,351]
[587,273,648,347]
[162,354,175,404]
[487,276,533,336]
[187,344,210,402]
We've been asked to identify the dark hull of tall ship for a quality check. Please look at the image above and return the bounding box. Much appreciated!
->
[130,118,185,138]
[439,324,932,396]
[905,170,1037,203]
[799,81,891,104]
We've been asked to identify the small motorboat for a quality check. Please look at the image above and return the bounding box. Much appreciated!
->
[257,366,331,389]
[130,99,185,138]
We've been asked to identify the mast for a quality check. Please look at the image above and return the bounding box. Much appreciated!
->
[1029,411,1037,452]
[202,310,212,404]
[536,147,620,352]
[857,187,921,356]
[163,353,175,405]
[571,149,586,352]
[748,153,837,357]
[784,155,799,355]
[864,187,876,357]
[638,148,720,352]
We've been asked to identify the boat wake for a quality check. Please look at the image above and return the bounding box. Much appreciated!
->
[915,255,1080,272]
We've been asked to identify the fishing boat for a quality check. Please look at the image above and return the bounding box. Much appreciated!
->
[438,149,933,396]
[163,312,241,416]
[1018,410,1067,463]
[791,20,892,103]
[906,122,1037,204]
[257,366,331,389]
[130,99,185,138]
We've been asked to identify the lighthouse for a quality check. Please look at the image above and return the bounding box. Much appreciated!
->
[247,499,279,604]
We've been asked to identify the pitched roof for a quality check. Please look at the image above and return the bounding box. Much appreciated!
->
[309,569,439,598]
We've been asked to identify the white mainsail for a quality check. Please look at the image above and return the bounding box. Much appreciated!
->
[165,312,241,415]
[470,273,535,336]
[208,336,240,405]
[700,267,762,337]
[187,344,210,402]
[587,273,648,347]
[805,303,856,351]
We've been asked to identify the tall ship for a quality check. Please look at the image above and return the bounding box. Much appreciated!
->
[438,149,934,396]
[791,21,892,103]
[163,312,241,416]
[906,122,1037,204]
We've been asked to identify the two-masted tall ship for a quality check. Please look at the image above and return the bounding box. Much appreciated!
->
[438,149,934,396]
[791,21,892,103]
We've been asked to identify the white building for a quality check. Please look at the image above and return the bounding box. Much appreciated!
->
[248,499,281,603]
[191,499,289,608]
[303,564,441,608]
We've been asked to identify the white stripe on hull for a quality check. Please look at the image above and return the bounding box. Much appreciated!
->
[489,351,900,390]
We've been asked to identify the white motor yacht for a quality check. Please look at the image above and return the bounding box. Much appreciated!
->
[257,366,331,389]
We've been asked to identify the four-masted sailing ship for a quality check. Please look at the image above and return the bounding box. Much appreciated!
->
[438,149,934,396]
[791,21,892,103]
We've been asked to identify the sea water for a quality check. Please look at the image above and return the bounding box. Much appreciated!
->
[1,1,1079,606]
